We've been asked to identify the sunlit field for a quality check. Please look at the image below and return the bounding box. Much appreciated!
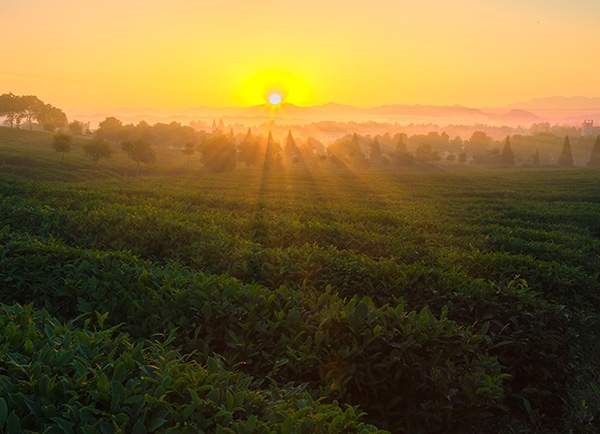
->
[2,128,600,433]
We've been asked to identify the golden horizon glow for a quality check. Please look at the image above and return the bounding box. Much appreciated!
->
[1,0,600,111]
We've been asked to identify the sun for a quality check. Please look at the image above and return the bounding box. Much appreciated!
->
[236,70,312,107]
[267,92,283,106]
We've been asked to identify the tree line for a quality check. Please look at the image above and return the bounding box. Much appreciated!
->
[3,93,599,172]
[0,93,68,131]
[49,113,600,173]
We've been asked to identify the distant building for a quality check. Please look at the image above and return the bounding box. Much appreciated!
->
[582,120,600,135]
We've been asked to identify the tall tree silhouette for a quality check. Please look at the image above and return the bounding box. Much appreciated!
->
[238,129,262,168]
[284,130,300,165]
[391,134,412,166]
[500,136,515,166]
[586,135,600,167]
[264,131,283,170]
[369,137,383,162]
[557,136,574,166]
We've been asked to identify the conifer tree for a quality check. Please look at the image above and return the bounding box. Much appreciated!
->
[284,130,300,164]
[557,136,574,167]
[369,138,383,162]
[500,136,515,166]
[586,135,600,167]
[264,131,282,170]
[391,134,412,166]
[395,134,408,154]
[238,129,262,168]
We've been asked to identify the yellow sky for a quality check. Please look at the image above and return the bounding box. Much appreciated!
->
[1,0,599,110]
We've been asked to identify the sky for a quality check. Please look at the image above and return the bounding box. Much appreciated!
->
[1,0,600,111]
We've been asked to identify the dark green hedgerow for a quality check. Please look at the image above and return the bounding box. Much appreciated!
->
[0,303,385,434]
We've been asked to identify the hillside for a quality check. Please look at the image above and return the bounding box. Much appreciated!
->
[2,130,600,432]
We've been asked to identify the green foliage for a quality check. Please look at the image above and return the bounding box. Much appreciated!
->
[0,93,67,131]
[0,303,383,433]
[587,135,600,167]
[2,168,600,432]
[51,132,73,161]
[500,136,514,166]
[83,137,113,168]
[200,134,237,172]
[557,136,574,167]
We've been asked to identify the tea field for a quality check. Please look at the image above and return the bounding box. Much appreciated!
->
[1,131,600,433]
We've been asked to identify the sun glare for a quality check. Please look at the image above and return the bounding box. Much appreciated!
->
[268,92,283,105]
[237,70,312,107]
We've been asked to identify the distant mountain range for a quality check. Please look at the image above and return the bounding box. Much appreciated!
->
[67,97,600,128]
[507,96,600,110]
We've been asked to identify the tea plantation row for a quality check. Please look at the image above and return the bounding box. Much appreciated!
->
[1,168,600,433]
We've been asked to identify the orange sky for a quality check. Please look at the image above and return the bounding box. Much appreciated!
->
[1,0,599,111]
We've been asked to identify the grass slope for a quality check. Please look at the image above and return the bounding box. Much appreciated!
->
[2,127,600,432]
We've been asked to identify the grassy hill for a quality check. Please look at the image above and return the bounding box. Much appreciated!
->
[2,127,600,433]
[0,126,201,181]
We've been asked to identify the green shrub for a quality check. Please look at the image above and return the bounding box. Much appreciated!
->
[0,303,386,434]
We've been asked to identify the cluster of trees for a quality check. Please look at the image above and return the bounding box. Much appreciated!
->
[0,93,68,131]
[486,134,600,168]
[48,117,158,173]
[50,133,114,169]
[45,112,600,173]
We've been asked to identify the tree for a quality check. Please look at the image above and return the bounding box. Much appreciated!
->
[129,139,156,176]
[500,136,515,166]
[96,117,125,142]
[83,137,112,168]
[369,138,383,162]
[68,120,85,136]
[0,93,67,131]
[327,133,369,170]
[121,140,134,165]
[449,136,464,153]
[390,135,412,167]
[557,136,574,167]
[200,134,237,173]
[238,129,263,168]
[415,143,441,162]
[51,132,72,161]
[586,135,600,167]
[467,131,492,155]
[37,104,68,131]
[264,131,283,170]
[0,93,26,128]
[18,95,44,130]
[284,130,300,165]
[182,141,196,167]
[299,137,325,167]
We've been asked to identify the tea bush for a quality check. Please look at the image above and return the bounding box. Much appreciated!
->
[0,231,506,432]
[0,303,385,434]
[2,169,600,433]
